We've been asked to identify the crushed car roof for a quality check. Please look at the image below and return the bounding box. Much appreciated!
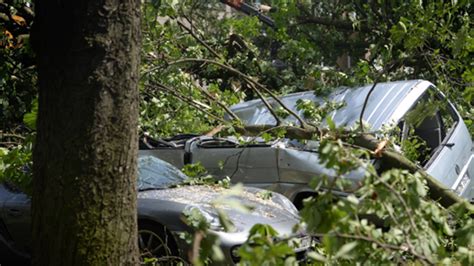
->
[230,79,427,130]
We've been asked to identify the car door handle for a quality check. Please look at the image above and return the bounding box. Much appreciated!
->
[455,164,461,175]
[7,208,22,217]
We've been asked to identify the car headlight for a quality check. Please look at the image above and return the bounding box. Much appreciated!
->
[454,170,471,195]
[199,207,225,231]
[272,193,299,218]
[182,206,225,231]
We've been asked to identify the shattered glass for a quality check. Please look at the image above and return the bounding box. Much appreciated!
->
[137,156,187,191]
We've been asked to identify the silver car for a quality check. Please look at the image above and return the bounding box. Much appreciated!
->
[0,156,309,264]
[140,80,473,207]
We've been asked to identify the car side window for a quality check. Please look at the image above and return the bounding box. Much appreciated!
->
[400,88,459,166]
[197,138,239,148]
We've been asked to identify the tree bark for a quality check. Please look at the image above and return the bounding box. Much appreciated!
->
[31,0,141,265]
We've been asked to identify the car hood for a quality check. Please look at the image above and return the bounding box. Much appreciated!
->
[138,185,300,229]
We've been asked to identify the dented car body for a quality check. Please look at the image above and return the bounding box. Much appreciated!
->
[141,80,474,205]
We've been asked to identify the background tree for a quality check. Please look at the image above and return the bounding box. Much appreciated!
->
[30,0,141,264]
[140,0,472,137]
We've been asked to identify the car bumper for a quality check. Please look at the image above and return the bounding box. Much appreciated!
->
[173,229,313,265]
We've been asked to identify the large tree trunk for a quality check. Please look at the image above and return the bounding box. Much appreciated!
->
[31,0,141,264]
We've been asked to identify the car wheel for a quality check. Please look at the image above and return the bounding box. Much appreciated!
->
[138,221,181,264]
[293,192,317,210]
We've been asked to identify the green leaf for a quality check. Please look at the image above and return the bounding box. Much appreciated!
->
[415,176,427,197]
[334,241,358,259]
[23,98,38,130]
[346,194,360,205]
[443,221,453,236]
[211,243,224,261]
[326,116,336,130]
[307,251,327,262]
[261,132,273,142]
[0,147,8,157]
[398,21,407,33]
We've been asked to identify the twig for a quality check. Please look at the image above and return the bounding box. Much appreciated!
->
[151,83,211,110]
[0,133,26,140]
[169,58,308,128]
[190,230,204,264]
[247,82,282,125]
[244,76,309,128]
[0,141,21,146]
[312,232,432,264]
[144,84,228,124]
[359,54,430,132]
[175,19,223,60]
[358,81,379,131]
[374,176,418,232]
[191,80,241,121]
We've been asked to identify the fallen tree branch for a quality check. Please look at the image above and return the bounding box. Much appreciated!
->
[150,83,212,110]
[169,58,308,128]
[191,80,241,122]
[312,232,432,264]
[144,84,228,124]
[225,124,468,208]
[168,58,464,207]
[0,133,26,140]
[246,82,282,125]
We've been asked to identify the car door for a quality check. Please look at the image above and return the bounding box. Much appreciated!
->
[189,137,280,185]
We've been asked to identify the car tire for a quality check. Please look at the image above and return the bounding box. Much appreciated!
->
[293,192,317,210]
[137,221,182,265]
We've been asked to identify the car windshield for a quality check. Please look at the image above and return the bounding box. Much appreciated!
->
[137,156,188,191]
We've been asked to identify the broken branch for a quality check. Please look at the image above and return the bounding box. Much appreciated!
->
[246,82,282,125]
[169,58,308,128]
[191,80,241,122]
[226,124,467,208]
[145,83,228,124]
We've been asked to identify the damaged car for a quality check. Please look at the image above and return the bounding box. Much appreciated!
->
[0,156,310,264]
[140,80,473,207]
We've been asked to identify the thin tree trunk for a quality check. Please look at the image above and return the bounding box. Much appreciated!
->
[31,0,141,264]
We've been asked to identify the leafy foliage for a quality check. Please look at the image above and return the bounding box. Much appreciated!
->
[180,207,224,265]
[300,139,473,265]
[140,0,472,137]
[238,224,296,265]
[0,100,36,194]
[0,136,32,194]
[0,0,36,130]
[401,134,430,164]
